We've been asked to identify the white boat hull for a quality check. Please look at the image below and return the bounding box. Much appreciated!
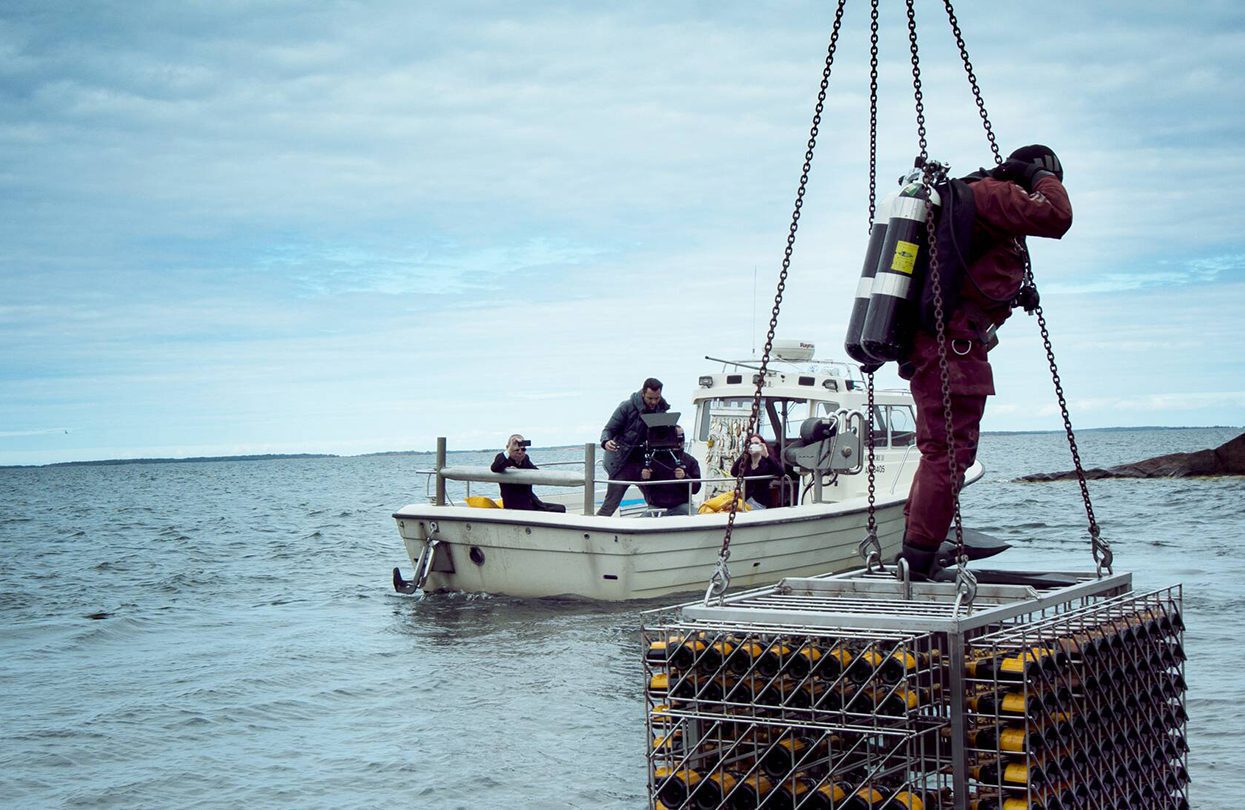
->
[393,495,910,601]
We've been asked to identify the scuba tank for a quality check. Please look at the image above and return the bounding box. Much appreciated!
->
[844,185,900,369]
[859,178,941,363]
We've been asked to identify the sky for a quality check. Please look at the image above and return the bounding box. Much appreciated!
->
[2,0,1243,466]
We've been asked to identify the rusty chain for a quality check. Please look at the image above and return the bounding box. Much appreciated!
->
[905,0,928,163]
[1024,256,1112,575]
[863,0,881,555]
[707,0,848,604]
[941,0,1001,165]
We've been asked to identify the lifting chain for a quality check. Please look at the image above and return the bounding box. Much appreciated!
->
[940,0,1001,165]
[905,0,928,163]
[859,0,884,573]
[707,0,848,606]
[1023,255,1112,576]
[922,164,975,605]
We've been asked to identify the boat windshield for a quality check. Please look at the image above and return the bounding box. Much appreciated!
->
[695,396,818,457]
[869,403,917,447]
[696,396,916,451]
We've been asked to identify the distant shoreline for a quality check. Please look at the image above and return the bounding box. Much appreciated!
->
[3,425,1240,470]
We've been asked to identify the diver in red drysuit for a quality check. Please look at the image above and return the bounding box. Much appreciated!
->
[897,145,1073,579]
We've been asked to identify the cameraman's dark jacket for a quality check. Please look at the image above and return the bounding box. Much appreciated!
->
[642,452,702,509]
[906,173,1072,396]
[599,391,671,476]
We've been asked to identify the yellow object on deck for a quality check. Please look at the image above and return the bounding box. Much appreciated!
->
[465,495,501,509]
[697,491,751,514]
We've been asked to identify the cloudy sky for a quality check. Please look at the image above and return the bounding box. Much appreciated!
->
[2,0,1242,465]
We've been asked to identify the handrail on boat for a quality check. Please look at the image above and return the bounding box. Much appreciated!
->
[410,437,803,514]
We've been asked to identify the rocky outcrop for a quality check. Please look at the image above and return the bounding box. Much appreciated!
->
[1019,432,1245,481]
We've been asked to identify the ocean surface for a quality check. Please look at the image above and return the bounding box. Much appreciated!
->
[1,426,1242,808]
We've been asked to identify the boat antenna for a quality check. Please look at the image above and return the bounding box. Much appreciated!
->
[751,265,758,357]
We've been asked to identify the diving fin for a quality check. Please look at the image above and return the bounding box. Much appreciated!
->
[969,569,1080,588]
[936,527,1011,567]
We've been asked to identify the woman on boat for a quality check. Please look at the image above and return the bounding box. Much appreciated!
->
[730,434,784,510]
[490,434,566,513]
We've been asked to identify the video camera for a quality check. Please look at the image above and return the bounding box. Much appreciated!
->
[516,439,532,448]
[640,411,683,467]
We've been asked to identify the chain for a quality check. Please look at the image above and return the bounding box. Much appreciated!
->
[941,0,1001,164]
[905,0,928,162]
[921,169,967,570]
[709,0,848,603]
[867,0,880,226]
[863,0,880,546]
[1024,256,1112,575]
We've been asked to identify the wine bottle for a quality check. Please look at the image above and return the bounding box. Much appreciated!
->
[872,684,939,716]
[725,639,769,676]
[727,773,774,809]
[966,690,1043,717]
[669,635,708,669]
[755,640,793,677]
[690,769,739,810]
[970,759,1047,788]
[694,637,735,674]
[880,788,934,809]
[847,646,886,684]
[759,733,832,778]
[876,648,941,683]
[783,641,823,678]
[646,637,673,664]
[841,785,886,809]
[764,775,814,809]
[958,722,1044,753]
[964,650,1043,682]
[654,765,701,808]
[802,780,851,810]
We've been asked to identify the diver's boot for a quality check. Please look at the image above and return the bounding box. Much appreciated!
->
[895,543,953,582]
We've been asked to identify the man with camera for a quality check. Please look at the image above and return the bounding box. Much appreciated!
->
[490,434,566,512]
[596,377,670,516]
[639,425,702,516]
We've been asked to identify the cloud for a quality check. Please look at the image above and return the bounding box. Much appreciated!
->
[2,1,1244,463]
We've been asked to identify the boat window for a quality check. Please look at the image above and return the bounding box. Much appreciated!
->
[869,405,890,448]
[888,405,916,447]
[697,396,809,471]
[869,404,916,447]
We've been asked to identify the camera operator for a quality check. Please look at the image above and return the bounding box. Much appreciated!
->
[596,378,670,516]
[490,434,566,512]
[639,425,701,516]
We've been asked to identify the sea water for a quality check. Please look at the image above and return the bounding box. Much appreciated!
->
[1,427,1241,808]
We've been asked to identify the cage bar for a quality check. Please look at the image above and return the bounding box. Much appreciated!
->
[643,570,1186,810]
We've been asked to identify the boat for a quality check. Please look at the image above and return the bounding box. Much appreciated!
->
[391,340,983,600]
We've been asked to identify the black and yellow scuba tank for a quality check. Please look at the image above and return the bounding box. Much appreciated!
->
[846,162,982,367]
[843,186,900,369]
[858,178,941,363]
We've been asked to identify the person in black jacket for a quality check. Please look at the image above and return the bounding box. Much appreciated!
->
[729,433,784,510]
[490,434,566,512]
[639,425,701,516]
[596,378,670,516]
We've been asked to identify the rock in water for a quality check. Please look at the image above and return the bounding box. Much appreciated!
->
[1019,432,1245,481]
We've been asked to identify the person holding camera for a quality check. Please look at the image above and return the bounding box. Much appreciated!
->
[730,433,785,510]
[896,145,1072,580]
[490,434,566,513]
[639,425,701,516]
[596,378,670,516]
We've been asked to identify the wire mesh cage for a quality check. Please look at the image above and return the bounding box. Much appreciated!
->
[642,570,1186,810]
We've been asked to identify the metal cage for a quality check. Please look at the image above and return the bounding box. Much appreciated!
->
[642,570,1187,810]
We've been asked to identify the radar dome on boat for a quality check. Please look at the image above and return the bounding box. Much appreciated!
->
[772,340,815,361]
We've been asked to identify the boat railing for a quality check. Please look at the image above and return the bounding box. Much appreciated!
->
[411,437,800,514]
